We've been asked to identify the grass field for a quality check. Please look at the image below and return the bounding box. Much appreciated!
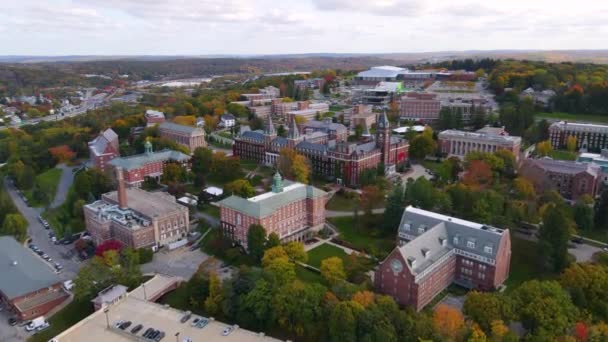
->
[420,160,443,174]
[505,236,558,292]
[548,149,577,161]
[199,205,220,219]
[328,215,395,258]
[307,243,348,268]
[24,168,62,207]
[28,299,94,342]
[537,112,608,124]
[579,229,608,243]
[295,264,324,283]
[326,192,384,211]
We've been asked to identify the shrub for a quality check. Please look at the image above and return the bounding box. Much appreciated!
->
[138,248,154,264]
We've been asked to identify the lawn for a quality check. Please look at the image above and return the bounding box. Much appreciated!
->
[548,149,577,161]
[326,192,358,211]
[504,236,558,292]
[199,205,220,219]
[241,160,258,172]
[328,215,395,258]
[420,160,443,174]
[579,229,608,243]
[28,299,94,342]
[24,168,62,207]
[307,243,348,268]
[537,112,608,124]
[295,264,324,283]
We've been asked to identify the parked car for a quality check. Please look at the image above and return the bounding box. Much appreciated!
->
[51,237,57,243]
[571,237,584,244]
[119,321,132,330]
[222,326,234,336]
[149,330,160,339]
[180,312,191,323]
[154,331,165,341]
[190,317,200,327]
[142,328,154,338]
[131,324,143,334]
[35,322,50,332]
[603,247,608,252]
[114,320,125,329]
[36,250,44,256]
[8,317,17,326]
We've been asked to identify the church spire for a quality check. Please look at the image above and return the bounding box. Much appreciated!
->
[287,116,300,140]
[264,115,276,136]
[377,109,390,130]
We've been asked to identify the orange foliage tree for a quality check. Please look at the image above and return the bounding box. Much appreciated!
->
[463,160,493,188]
[173,115,197,126]
[48,145,76,163]
[351,291,375,308]
[433,304,465,339]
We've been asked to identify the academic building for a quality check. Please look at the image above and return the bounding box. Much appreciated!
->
[375,206,511,311]
[88,128,120,172]
[549,121,608,151]
[233,112,408,187]
[438,127,522,160]
[218,173,327,248]
[158,122,206,153]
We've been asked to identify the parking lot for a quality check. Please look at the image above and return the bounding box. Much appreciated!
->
[0,308,31,342]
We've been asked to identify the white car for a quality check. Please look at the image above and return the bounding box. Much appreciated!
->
[222,326,234,336]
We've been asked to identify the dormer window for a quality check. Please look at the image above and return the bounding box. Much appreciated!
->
[453,236,460,245]
[418,225,427,234]
[467,240,476,249]
[403,223,411,231]
[407,256,416,268]
[484,245,493,254]
[439,237,447,246]
[421,248,430,258]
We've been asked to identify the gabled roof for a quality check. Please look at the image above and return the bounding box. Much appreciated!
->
[240,130,265,142]
[0,236,62,299]
[89,128,118,156]
[377,111,390,129]
[296,140,328,152]
[109,149,190,171]
[159,122,203,135]
[525,158,600,177]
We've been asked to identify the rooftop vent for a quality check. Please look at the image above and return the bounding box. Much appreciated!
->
[11,260,18,266]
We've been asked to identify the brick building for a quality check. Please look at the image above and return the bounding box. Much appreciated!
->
[109,141,190,187]
[219,173,327,248]
[88,128,120,171]
[145,110,166,126]
[233,112,408,187]
[0,236,70,320]
[519,158,601,200]
[549,121,608,151]
[286,101,330,121]
[158,122,206,153]
[375,207,511,311]
[438,127,522,160]
[301,119,348,142]
[399,92,441,123]
[84,167,190,249]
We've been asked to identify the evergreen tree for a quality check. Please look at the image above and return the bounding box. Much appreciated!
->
[383,184,405,233]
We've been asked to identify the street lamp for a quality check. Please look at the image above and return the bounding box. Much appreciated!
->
[142,283,147,300]
[103,307,110,329]
[175,332,180,342]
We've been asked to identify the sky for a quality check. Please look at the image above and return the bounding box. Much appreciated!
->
[2,0,608,55]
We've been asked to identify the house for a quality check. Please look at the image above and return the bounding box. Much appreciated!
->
[220,114,236,128]
[88,128,120,171]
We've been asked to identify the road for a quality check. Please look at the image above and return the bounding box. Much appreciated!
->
[515,231,603,263]
[4,179,82,282]
[50,164,77,209]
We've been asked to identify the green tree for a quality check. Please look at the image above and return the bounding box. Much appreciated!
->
[539,203,573,272]
[204,272,223,315]
[463,291,513,333]
[266,232,280,249]
[161,163,186,184]
[0,213,28,242]
[191,147,213,176]
[225,179,255,198]
[511,280,578,335]
[383,184,405,233]
[320,257,346,285]
[247,224,267,263]
[409,134,436,160]
[573,195,594,231]
[73,256,114,300]
[560,263,608,321]
[243,279,275,327]
[283,241,308,264]
[272,281,326,338]
[329,301,363,342]
[263,257,296,287]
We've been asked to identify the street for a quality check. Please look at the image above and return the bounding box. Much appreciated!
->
[50,164,77,209]
[3,179,82,282]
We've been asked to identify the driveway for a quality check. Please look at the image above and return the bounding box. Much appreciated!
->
[4,178,82,282]
[50,164,77,209]
[0,308,29,342]
[514,231,603,263]
[402,164,433,182]
[141,248,210,279]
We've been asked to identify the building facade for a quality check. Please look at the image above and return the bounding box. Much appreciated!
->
[399,92,441,122]
[145,110,166,126]
[549,121,608,151]
[108,141,191,187]
[233,112,408,187]
[375,207,511,311]
[158,122,206,153]
[0,237,69,320]
[219,173,327,248]
[84,167,190,249]
[438,128,522,159]
[88,128,120,172]
[519,158,601,200]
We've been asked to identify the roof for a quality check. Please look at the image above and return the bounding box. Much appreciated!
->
[145,109,165,119]
[159,122,202,135]
[303,120,347,134]
[438,129,522,144]
[89,128,118,156]
[296,140,328,153]
[222,114,236,120]
[357,66,407,78]
[219,181,326,218]
[377,111,390,129]
[526,158,600,177]
[204,187,224,196]
[92,285,128,306]
[104,188,186,217]
[550,121,608,131]
[396,206,507,275]
[109,149,190,171]
[0,236,62,299]
[240,130,265,143]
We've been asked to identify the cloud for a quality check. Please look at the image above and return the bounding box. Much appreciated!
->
[311,0,425,16]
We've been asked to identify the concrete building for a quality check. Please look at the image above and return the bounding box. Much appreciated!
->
[88,128,120,171]
[301,119,348,142]
[519,158,601,200]
[219,173,327,248]
[84,167,190,249]
[520,87,556,108]
[144,110,165,126]
[399,92,441,123]
[549,121,608,151]
[91,285,128,311]
[375,207,511,311]
[285,101,330,121]
[438,128,522,159]
[0,236,69,320]
[158,122,206,153]
[109,141,190,187]
[356,82,405,107]
[578,149,608,183]
[51,276,279,342]
[233,112,408,187]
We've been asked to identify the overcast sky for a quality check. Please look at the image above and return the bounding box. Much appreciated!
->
[2,0,608,55]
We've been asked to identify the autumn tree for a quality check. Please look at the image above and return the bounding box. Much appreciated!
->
[278,148,310,183]
[352,291,375,308]
[204,272,223,314]
[433,304,465,339]
[161,163,187,184]
[283,241,308,264]
[513,177,536,200]
[463,291,513,333]
[566,135,577,152]
[328,301,364,341]
[560,263,608,321]
[462,160,493,188]
[261,246,289,267]
[225,179,255,198]
[320,257,346,285]
[48,145,76,163]
[173,115,197,126]
[536,140,553,157]
[0,213,28,242]
[360,185,383,225]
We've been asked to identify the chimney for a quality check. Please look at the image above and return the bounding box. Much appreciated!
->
[115,166,128,209]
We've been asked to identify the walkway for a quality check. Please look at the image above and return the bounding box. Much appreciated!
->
[50,164,77,209]
[325,207,386,218]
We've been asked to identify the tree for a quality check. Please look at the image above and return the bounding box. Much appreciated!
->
[536,140,553,157]
[261,246,289,267]
[191,147,213,176]
[328,301,363,342]
[278,148,310,183]
[354,124,363,139]
[433,304,465,338]
[573,195,594,231]
[383,184,405,233]
[266,232,280,249]
[225,179,255,198]
[360,185,383,223]
[204,272,223,315]
[490,320,510,340]
[73,256,114,300]
[291,154,310,184]
[0,213,28,242]
[273,281,326,338]
[463,291,512,333]
[247,224,267,263]
[352,291,375,308]
[539,203,573,272]
[95,239,123,257]
[560,263,608,321]
[173,115,197,126]
[48,145,76,163]
[161,163,186,184]
[263,257,296,287]
[468,324,487,342]
[567,135,577,152]
[243,279,275,326]
[409,134,436,159]
[320,257,346,285]
[514,177,536,200]
[511,280,578,335]
[462,160,493,189]
[283,241,308,264]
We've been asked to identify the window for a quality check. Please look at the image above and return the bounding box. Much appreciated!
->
[236,214,242,225]
[484,245,493,254]
[453,236,459,245]
[478,273,486,280]
[403,223,411,231]
[479,264,486,271]
[467,240,476,249]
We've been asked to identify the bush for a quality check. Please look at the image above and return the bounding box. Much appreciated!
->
[138,248,154,264]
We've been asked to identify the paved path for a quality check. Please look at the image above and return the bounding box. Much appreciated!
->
[50,164,77,209]
[325,208,386,218]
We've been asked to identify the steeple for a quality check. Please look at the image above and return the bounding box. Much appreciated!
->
[144,140,153,155]
[271,172,284,193]
[377,110,390,130]
[287,117,300,140]
[264,115,276,136]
